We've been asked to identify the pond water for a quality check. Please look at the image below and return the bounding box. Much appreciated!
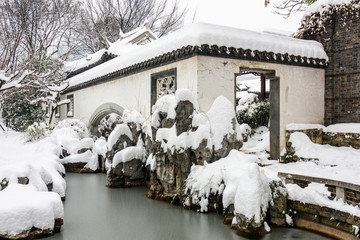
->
[47,174,331,240]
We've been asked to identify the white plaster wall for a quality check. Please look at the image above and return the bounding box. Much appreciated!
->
[196,56,325,152]
[61,54,324,154]
[60,57,198,126]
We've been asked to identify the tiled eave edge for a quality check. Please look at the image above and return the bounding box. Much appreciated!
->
[62,44,328,94]
[66,52,117,79]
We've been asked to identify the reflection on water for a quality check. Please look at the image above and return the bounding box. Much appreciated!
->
[47,174,331,240]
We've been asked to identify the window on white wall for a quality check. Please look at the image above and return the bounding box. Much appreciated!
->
[66,95,74,117]
[151,68,177,110]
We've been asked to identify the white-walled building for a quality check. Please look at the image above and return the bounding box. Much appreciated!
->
[59,22,328,159]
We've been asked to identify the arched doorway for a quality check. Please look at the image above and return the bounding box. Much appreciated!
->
[88,103,125,135]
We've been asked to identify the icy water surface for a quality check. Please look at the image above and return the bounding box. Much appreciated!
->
[48,174,331,240]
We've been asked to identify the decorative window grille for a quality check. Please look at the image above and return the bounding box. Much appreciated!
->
[151,68,177,111]
[156,75,175,99]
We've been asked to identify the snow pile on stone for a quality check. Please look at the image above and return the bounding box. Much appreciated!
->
[44,119,100,172]
[323,123,360,134]
[287,132,360,182]
[0,131,66,198]
[105,110,146,187]
[185,150,271,222]
[152,89,242,154]
[286,123,360,133]
[0,184,63,238]
[241,126,270,161]
[287,182,360,217]
[286,123,325,131]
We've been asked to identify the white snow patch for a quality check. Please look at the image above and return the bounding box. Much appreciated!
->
[107,124,133,150]
[287,183,360,217]
[264,221,271,232]
[112,146,145,167]
[0,184,63,236]
[207,96,240,151]
[146,153,156,171]
[285,214,293,226]
[324,123,360,134]
[286,123,324,131]
[186,150,271,221]
[94,137,107,158]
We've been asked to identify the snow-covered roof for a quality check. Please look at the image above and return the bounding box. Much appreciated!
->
[64,20,157,77]
[64,23,328,93]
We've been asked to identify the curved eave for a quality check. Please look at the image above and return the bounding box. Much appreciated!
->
[62,44,328,94]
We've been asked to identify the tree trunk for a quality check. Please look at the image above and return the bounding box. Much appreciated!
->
[48,106,55,125]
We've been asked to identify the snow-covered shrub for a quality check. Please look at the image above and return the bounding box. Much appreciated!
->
[98,113,122,139]
[54,119,89,139]
[185,150,271,220]
[26,122,49,141]
[297,0,360,37]
[1,94,45,132]
[237,99,270,129]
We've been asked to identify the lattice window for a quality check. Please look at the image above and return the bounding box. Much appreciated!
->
[156,75,175,99]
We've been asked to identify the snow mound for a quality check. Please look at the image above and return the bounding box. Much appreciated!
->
[112,146,145,167]
[185,150,271,222]
[287,182,360,218]
[0,131,66,198]
[286,123,324,131]
[122,110,145,131]
[286,132,360,184]
[207,96,241,150]
[107,124,133,150]
[0,184,63,237]
[94,137,107,158]
[324,123,360,134]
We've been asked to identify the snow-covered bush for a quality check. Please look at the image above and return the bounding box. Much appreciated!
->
[1,94,45,132]
[98,113,122,139]
[54,119,89,139]
[25,122,49,141]
[236,93,270,129]
[297,0,360,37]
[185,150,271,222]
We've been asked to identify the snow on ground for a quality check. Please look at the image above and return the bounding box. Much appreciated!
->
[240,126,270,163]
[234,120,360,218]
[266,132,360,185]
[0,184,63,237]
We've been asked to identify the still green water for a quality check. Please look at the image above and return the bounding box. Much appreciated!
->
[47,174,331,240]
